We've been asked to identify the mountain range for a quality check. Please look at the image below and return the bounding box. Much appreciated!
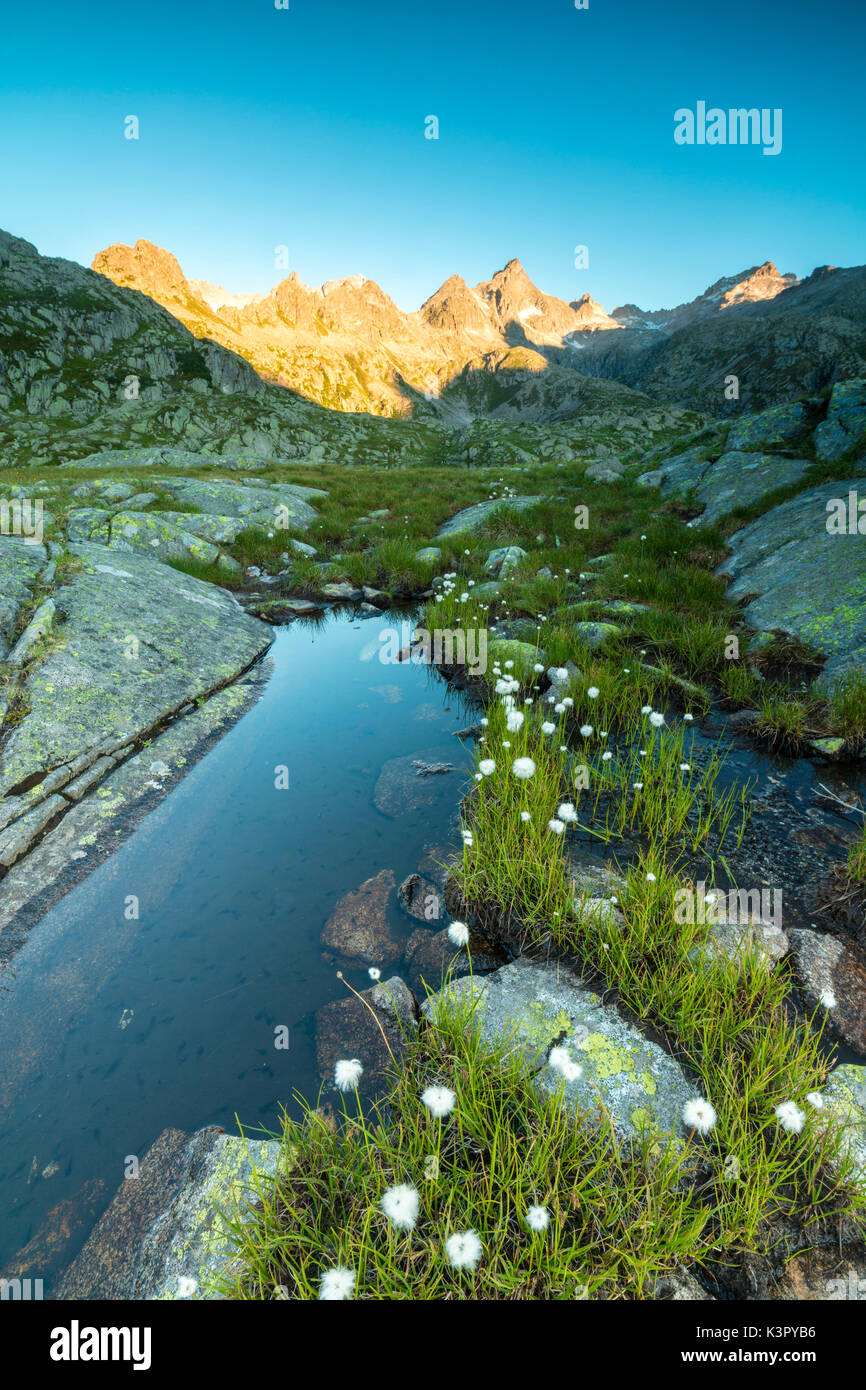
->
[91,242,866,420]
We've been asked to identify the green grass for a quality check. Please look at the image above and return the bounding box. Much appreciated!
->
[215,981,711,1301]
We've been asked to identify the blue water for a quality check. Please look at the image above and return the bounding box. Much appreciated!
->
[0,610,476,1288]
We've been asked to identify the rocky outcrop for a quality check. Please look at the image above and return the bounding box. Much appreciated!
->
[422,959,698,1145]
[320,868,402,964]
[55,1126,283,1300]
[716,476,866,686]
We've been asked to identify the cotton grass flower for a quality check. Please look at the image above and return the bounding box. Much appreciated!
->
[682,1098,717,1135]
[380,1183,420,1230]
[334,1058,363,1092]
[579,724,593,737]
[806,1092,824,1110]
[368,967,381,981]
[645,872,656,882]
[520,810,531,822]
[649,711,665,728]
[478,759,496,776]
[422,1085,456,1119]
[632,782,643,791]
[445,1230,483,1271]
[512,757,536,779]
[587,686,599,699]
[541,721,556,735]
[820,989,837,1008]
[319,1266,356,1300]
[557,802,578,823]
[775,1101,806,1134]
[684,712,694,722]
[447,921,470,947]
[548,818,565,835]
[506,711,524,732]
[602,750,612,762]
[525,1204,550,1233]
[549,1047,582,1083]
[641,705,652,715]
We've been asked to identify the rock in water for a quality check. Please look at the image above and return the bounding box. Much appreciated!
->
[320,868,402,964]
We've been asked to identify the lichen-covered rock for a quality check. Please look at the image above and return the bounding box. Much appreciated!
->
[484,545,527,578]
[716,476,866,687]
[487,638,542,679]
[423,959,698,1144]
[0,543,271,798]
[55,1125,284,1300]
[814,380,866,462]
[572,621,622,651]
[0,537,49,658]
[436,495,542,537]
[690,451,812,527]
[725,401,812,452]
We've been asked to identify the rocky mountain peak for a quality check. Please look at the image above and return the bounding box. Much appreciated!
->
[92,239,191,301]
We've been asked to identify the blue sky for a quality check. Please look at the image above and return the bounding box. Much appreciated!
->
[1,0,863,312]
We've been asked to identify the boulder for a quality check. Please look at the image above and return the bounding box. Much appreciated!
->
[484,545,527,578]
[55,1126,284,1300]
[814,380,866,462]
[787,928,866,1054]
[423,959,698,1144]
[716,476,866,688]
[315,976,419,1096]
[436,495,542,537]
[320,868,402,965]
[725,401,812,452]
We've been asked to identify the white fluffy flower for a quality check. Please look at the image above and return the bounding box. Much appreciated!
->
[334,1058,363,1092]
[602,751,612,762]
[506,710,524,732]
[684,713,694,722]
[533,663,545,673]
[579,724,593,738]
[445,1229,483,1271]
[649,711,665,728]
[512,757,536,779]
[478,759,496,776]
[645,871,656,882]
[541,721,556,735]
[775,1101,806,1134]
[682,1098,717,1134]
[380,1183,420,1230]
[820,989,837,1009]
[422,1085,457,1119]
[526,1204,550,1233]
[587,687,599,699]
[319,1266,356,1300]
[806,1092,824,1110]
[557,802,578,822]
[548,818,565,835]
[632,782,643,791]
[368,967,381,981]
[549,1047,582,1083]
[641,705,652,715]
[520,810,531,822]
[447,921,470,947]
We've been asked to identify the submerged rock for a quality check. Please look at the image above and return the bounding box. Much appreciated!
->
[320,868,402,965]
